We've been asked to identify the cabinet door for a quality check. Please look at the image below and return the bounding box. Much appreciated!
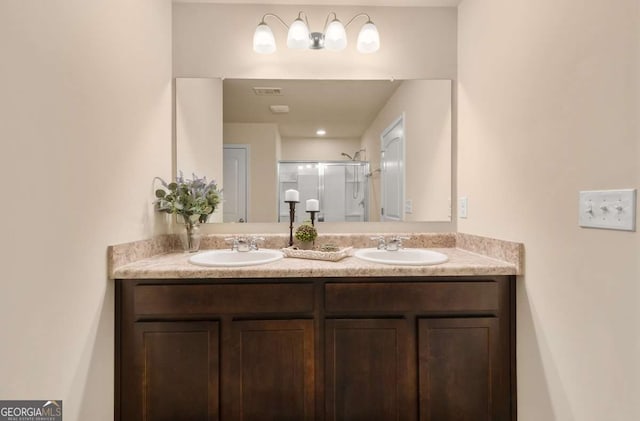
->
[325,319,413,421]
[121,321,219,421]
[225,319,315,421]
[418,318,506,421]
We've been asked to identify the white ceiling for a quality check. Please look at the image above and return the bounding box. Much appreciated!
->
[173,0,462,6]
[223,79,401,139]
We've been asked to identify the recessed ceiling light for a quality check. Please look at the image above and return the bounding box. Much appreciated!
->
[253,87,282,95]
[316,129,326,136]
[269,105,290,114]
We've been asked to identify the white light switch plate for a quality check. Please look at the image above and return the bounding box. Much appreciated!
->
[405,199,413,214]
[579,189,636,231]
[459,197,468,219]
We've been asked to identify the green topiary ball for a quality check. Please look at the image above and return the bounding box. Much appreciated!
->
[294,223,318,242]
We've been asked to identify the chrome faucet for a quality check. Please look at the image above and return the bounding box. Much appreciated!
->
[385,235,410,251]
[225,236,265,252]
[370,235,410,251]
[225,236,250,252]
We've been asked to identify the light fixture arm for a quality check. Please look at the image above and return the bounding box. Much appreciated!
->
[260,13,290,30]
[344,13,374,28]
[322,11,339,32]
[262,11,310,28]
[298,11,311,29]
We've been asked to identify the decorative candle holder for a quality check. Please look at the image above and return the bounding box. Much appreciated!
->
[285,200,299,246]
[306,210,319,227]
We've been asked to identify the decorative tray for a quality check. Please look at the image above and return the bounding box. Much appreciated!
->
[281,246,353,262]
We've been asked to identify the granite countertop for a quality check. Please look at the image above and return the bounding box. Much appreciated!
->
[112,247,518,279]
[109,233,523,280]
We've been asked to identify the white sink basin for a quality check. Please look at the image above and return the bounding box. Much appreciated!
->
[189,249,284,267]
[354,248,448,266]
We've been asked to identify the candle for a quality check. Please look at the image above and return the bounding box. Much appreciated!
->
[306,199,319,212]
[285,189,299,202]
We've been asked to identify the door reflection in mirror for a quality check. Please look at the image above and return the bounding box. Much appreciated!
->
[223,145,249,222]
[381,115,405,221]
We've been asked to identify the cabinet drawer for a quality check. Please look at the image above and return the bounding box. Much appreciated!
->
[325,282,499,313]
[134,283,314,316]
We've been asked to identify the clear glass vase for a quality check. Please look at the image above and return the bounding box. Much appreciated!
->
[180,216,201,252]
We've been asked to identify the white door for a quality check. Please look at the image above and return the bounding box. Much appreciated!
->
[223,145,248,222]
[381,116,405,221]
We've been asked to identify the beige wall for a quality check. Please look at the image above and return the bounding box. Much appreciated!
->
[0,0,172,420]
[281,137,361,161]
[176,78,224,222]
[224,123,280,222]
[174,3,457,234]
[458,0,639,420]
[361,80,452,222]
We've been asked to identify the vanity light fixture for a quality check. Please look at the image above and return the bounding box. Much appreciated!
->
[253,11,380,54]
[316,129,327,136]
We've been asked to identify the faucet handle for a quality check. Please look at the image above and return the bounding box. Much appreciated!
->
[370,236,387,250]
[250,236,265,250]
[224,237,239,251]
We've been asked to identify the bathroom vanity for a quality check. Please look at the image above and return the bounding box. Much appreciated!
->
[111,234,521,421]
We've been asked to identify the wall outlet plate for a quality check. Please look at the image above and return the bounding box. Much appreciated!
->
[579,189,636,231]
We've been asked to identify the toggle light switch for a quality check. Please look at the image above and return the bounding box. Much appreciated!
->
[579,189,636,231]
[459,197,468,219]
[405,199,413,214]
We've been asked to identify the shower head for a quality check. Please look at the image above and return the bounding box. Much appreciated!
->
[352,148,366,161]
[341,149,366,161]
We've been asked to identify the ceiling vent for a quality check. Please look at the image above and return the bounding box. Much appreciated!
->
[253,87,282,96]
[269,105,290,114]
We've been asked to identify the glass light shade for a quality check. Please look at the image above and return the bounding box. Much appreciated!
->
[357,22,380,53]
[324,19,347,51]
[253,23,276,54]
[287,18,310,49]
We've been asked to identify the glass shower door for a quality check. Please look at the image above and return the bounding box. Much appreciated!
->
[278,161,369,223]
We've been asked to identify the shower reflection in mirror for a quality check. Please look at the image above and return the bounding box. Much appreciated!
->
[278,160,369,222]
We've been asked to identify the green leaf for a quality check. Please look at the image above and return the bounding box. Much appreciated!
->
[154,172,222,219]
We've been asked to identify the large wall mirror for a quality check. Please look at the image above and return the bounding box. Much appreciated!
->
[176,78,452,224]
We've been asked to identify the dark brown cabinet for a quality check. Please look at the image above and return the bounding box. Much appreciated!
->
[116,276,515,421]
[121,321,220,421]
[225,319,315,421]
[325,319,412,421]
[418,317,508,421]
